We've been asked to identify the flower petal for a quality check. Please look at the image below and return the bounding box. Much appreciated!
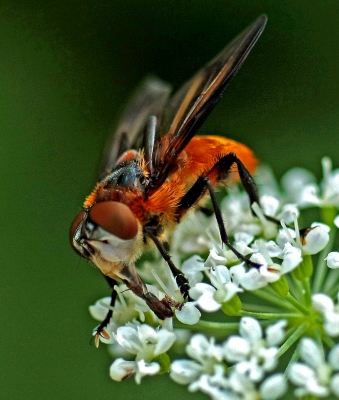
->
[110,358,136,381]
[259,374,287,400]
[170,359,202,385]
[175,302,201,325]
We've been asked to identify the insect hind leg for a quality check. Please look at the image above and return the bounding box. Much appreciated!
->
[214,152,260,206]
[208,152,263,266]
[205,178,259,267]
[177,152,263,267]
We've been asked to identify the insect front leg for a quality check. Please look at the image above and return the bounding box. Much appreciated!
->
[125,272,175,319]
[93,276,117,346]
[144,226,191,300]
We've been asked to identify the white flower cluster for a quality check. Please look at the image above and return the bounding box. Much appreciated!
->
[288,338,339,398]
[171,318,287,400]
[88,158,339,399]
[109,321,176,383]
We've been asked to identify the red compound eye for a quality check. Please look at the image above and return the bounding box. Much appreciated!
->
[89,201,138,240]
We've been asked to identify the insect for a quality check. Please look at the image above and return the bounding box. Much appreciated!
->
[70,15,267,341]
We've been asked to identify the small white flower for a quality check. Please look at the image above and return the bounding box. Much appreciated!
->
[277,242,302,273]
[171,210,210,255]
[189,372,238,400]
[265,320,288,347]
[170,359,203,385]
[110,358,160,383]
[278,215,329,257]
[291,157,339,208]
[260,194,280,217]
[228,370,287,400]
[114,323,176,362]
[251,239,282,258]
[312,292,339,337]
[276,203,300,224]
[297,183,322,207]
[171,334,227,396]
[239,316,262,343]
[259,373,288,400]
[301,225,330,255]
[186,334,224,366]
[175,301,201,325]
[288,338,339,398]
[205,247,228,268]
[233,235,303,292]
[109,358,136,381]
[281,167,316,203]
[181,255,206,286]
[189,282,221,312]
[223,317,284,382]
[233,266,270,290]
[325,251,339,269]
[209,265,243,303]
[89,297,114,322]
[223,337,250,362]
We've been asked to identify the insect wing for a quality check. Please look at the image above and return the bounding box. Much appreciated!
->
[100,76,172,179]
[151,15,267,188]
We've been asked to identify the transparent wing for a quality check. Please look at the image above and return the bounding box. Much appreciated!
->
[100,76,172,179]
[151,15,267,188]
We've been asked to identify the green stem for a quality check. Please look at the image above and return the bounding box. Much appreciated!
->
[288,271,304,301]
[323,268,339,295]
[284,342,300,377]
[241,302,280,313]
[240,310,299,320]
[175,319,239,337]
[301,278,312,308]
[322,335,336,348]
[277,321,309,358]
[285,292,310,314]
[251,287,295,311]
[313,329,325,360]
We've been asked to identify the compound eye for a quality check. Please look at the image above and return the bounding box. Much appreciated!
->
[70,211,86,254]
[89,201,138,240]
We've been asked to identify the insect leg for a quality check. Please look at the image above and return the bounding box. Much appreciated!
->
[214,152,260,205]
[205,178,259,267]
[177,153,264,266]
[93,276,117,342]
[144,227,191,299]
[214,153,283,225]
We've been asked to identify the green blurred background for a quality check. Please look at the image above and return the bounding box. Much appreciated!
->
[1,1,339,399]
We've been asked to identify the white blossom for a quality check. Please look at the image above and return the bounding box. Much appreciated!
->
[289,157,339,208]
[223,318,285,382]
[325,251,339,269]
[114,323,176,362]
[312,292,339,337]
[171,334,225,389]
[87,158,339,399]
[181,255,206,286]
[110,358,160,383]
[288,338,339,398]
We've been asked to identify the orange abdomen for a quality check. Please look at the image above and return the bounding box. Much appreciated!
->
[181,135,258,186]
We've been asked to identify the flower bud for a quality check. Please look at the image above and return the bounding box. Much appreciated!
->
[270,275,289,297]
[301,225,329,255]
[221,294,242,316]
